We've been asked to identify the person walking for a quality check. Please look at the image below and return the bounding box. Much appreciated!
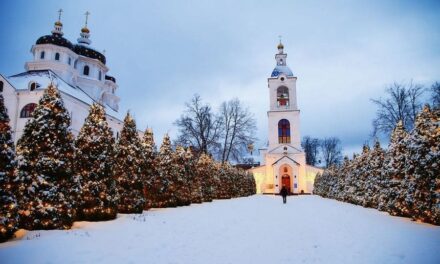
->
[280,186,288,204]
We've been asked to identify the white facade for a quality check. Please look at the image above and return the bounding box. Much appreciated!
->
[250,43,322,194]
[0,16,124,143]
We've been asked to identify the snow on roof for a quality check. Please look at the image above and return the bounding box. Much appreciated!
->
[7,70,123,121]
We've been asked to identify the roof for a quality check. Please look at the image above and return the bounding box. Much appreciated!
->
[271,65,294,77]
[7,70,123,121]
[272,156,300,166]
[74,44,106,64]
[36,33,74,50]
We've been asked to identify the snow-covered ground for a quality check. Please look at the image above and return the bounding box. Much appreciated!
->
[1,195,439,264]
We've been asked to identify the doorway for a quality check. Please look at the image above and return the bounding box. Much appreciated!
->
[281,175,291,194]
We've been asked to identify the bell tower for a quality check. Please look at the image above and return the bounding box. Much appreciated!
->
[266,41,301,150]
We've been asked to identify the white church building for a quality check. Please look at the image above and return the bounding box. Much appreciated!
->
[250,43,323,194]
[0,11,124,143]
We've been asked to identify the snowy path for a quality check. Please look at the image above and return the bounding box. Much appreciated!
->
[1,195,439,264]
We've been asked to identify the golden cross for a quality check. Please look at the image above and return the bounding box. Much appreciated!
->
[84,11,90,27]
[57,9,63,21]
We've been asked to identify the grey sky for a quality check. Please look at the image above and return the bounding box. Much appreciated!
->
[1,0,439,157]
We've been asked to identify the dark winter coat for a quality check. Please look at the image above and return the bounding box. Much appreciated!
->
[280,187,288,197]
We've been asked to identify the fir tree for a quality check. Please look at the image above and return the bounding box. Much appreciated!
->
[196,153,215,202]
[114,112,144,213]
[0,95,19,242]
[363,141,385,208]
[75,103,117,221]
[381,121,409,215]
[156,134,178,207]
[173,146,192,206]
[141,128,158,209]
[405,105,439,224]
[186,149,203,203]
[15,84,78,230]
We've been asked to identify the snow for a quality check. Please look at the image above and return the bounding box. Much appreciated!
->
[1,195,439,264]
[7,70,123,120]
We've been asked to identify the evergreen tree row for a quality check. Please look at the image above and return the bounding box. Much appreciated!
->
[0,84,256,242]
[314,105,440,225]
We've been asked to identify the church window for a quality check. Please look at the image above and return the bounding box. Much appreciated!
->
[0,81,3,92]
[55,52,60,61]
[278,119,291,143]
[284,167,288,173]
[277,86,289,107]
[83,65,90,76]
[40,51,45,59]
[68,57,71,65]
[99,71,102,81]
[74,59,78,69]
[29,82,39,91]
[20,103,37,118]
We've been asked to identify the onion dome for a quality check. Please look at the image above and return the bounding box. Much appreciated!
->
[35,9,73,50]
[271,65,293,77]
[75,12,107,64]
[73,44,106,64]
[277,42,284,50]
[36,34,74,50]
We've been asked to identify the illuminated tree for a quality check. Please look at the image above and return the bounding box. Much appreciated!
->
[141,128,158,209]
[196,154,215,202]
[114,112,145,213]
[173,146,192,206]
[405,105,439,224]
[156,134,178,207]
[187,149,203,203]
[15,84,78,230]
[75,103,117,221]
[0,94,19,242]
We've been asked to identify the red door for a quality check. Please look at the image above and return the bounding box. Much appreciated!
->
[281,175,291,194]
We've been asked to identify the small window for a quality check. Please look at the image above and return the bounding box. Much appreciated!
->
[112,87,115,94]
[40,51,45,59]
[68,57,71,65]
[0,81,3,92]
[83,65,90,76]
[20,103,37,118]
[98,71,102,81]
[74,60,78,69]
[29,82,40,91]
[55,53,60,61]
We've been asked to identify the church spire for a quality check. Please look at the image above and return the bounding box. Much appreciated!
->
[51,9,64,36]
[275,38,287,67]
[77,11,92,45]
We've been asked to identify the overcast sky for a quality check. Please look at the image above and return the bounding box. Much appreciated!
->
[1,0,439,158]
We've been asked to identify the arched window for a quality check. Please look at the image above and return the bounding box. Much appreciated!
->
[0,81,3,92]
[74,60,78,69]
[29,82,39,91]
[278,119,291,143]
[68,57,71,65]
[277,86,289,107]
[40,51,45,59]
[20,103,37,118]
[83,65,90,76]
[55,53,60,61]
[98,71,102,81]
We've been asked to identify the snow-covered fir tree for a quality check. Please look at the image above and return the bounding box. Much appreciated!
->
[196,153,215,202]
[381,120,409,215]
[15,84,78,230]
[156,134,178,207]
[140,128,158,209]
[0,95,19,242]
[173,146,192,206]
[114,112,145,213]
[217,163,233,199]
[186,148,203,203]
[75,103,118,221]
[363,141,385,208]
[405,105,439,225]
